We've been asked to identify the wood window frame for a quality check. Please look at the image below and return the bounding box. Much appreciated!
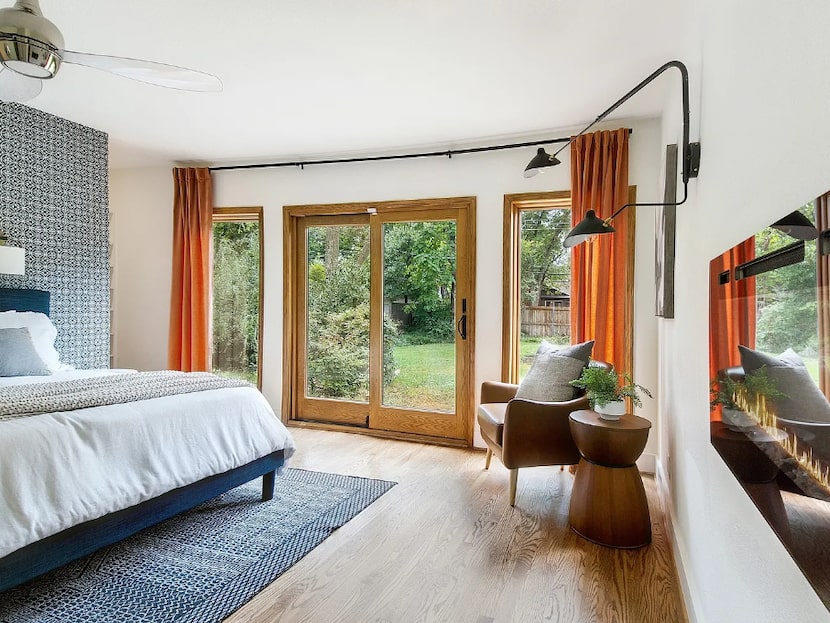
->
[502,189,635,383]
[212,206,264,389]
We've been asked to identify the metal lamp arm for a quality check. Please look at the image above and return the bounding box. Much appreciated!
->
[553,60,698,185]
[606,179,690,225]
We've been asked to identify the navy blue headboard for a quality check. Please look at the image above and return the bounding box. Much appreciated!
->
[0,288,50,316]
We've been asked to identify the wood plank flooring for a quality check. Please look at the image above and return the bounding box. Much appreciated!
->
[226,428,688,623]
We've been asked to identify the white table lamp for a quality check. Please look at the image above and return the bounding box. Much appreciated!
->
[0,246,25,275]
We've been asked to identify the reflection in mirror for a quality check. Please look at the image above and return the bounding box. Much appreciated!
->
[709,194,830,608]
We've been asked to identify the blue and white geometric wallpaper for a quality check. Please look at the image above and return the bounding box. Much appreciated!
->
[0,103,109,368]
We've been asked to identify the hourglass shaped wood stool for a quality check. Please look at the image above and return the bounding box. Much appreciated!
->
[568,409,652,548]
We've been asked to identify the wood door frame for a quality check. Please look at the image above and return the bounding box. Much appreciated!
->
[502,189,635,384]
[296,214,371,427]
[282,197,477,447]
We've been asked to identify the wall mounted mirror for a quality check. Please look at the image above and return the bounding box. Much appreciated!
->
[709,193,830,609]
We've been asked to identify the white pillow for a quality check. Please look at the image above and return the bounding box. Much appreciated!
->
[0,311,67,373]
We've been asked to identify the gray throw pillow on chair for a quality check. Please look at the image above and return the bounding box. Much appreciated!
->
[514,340,595,402]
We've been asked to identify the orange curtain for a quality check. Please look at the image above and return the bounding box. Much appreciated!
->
[169,167,213,371]
[817,192,830,396]
[708,237,755,420]
[570,128,631,373]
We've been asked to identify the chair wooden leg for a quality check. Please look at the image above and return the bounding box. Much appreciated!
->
[484,448,493,470]
[509,469,518,506]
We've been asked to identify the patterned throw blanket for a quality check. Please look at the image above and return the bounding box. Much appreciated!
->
[0,371,253,422]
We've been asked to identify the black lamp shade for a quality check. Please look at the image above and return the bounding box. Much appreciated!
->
[523,147,561,178]
[563,209,615,248]
[771,211,819,241]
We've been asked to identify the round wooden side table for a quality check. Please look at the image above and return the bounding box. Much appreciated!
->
[568,409,652,548]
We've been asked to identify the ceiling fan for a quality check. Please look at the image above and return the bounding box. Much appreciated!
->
[0,0,222,103]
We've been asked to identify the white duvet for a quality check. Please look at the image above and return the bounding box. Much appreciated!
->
[0,369,295,559]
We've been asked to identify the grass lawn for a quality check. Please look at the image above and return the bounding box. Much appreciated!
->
[382,335,570,410]
[383,342,455,411]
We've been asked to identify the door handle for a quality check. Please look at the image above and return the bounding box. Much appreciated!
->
[457,298,467,340]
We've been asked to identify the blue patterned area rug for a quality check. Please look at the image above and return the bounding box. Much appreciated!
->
[0,469,395,623]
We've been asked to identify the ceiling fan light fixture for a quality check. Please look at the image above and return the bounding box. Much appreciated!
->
[1,37,60,77]
[0,0,63,78]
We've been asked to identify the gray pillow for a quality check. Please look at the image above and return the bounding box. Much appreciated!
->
[534,339,595,364]
[738,345,830,423]
[515,340,595,402]
[0,327,51,377]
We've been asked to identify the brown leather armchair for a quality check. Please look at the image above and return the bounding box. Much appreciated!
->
[477,361,612,506]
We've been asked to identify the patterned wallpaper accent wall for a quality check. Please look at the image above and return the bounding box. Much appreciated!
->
[0,103,110,368]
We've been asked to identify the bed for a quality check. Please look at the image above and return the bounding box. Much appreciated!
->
[0,287,296,592]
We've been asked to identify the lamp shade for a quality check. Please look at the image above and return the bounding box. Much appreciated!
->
[563,210,614,248]
[771,211,819,241]
[0,246,25,275]
[523,147,561,178]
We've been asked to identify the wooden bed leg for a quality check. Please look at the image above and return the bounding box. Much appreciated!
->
[261,471,276,501]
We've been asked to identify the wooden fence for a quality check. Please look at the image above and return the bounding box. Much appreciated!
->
[521,305,570,338]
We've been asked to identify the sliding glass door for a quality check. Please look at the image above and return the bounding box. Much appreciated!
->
[286,199,475,444]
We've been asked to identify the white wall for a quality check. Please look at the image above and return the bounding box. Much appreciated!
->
[109,167,174,372]
[658,1,830,621]
[109,118,663,456]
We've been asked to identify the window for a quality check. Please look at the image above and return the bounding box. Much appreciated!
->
[502,192,571,382]
[212,207,263,387]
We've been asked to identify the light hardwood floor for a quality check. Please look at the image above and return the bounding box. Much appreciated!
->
[226,428,688,623]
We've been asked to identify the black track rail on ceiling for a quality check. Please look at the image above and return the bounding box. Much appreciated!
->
[207,130,632,172]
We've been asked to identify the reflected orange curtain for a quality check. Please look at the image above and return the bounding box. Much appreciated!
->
[169,167,213,371]
[817,192,830,396]
[708,237,755,420]
[570,128,632,373]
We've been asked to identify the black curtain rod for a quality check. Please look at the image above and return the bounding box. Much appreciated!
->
[208,130,633,172]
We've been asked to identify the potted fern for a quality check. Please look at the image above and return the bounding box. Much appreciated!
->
[710,367,786,431]
[570,366,653,420]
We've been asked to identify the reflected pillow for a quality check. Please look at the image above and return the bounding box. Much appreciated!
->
[0,327,51,377]
[738,345,830,424]
[0,311,66,373]
[515,340,594,402]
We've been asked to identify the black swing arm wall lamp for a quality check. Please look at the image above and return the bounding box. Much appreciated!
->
[523,60,701,248]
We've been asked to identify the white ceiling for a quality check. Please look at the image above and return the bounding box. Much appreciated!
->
[19,0,690,169]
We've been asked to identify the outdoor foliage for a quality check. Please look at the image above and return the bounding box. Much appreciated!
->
[306,226,398,400]
[520,209,571,306]
[212,222,259,383]
[383,221,456,342]
[754,202,818,356]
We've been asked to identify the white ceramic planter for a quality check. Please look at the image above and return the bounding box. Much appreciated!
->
[595,400,626,420]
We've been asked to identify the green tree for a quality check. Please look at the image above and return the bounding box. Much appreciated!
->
[520,209,571,307]
[306,225,398,400]
[212,222,260,382]
[755,202,818,355]
[383,221,456,342]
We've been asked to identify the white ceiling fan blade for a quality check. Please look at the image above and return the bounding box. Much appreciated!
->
[59,50,223,92]
[0,65,42,102]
